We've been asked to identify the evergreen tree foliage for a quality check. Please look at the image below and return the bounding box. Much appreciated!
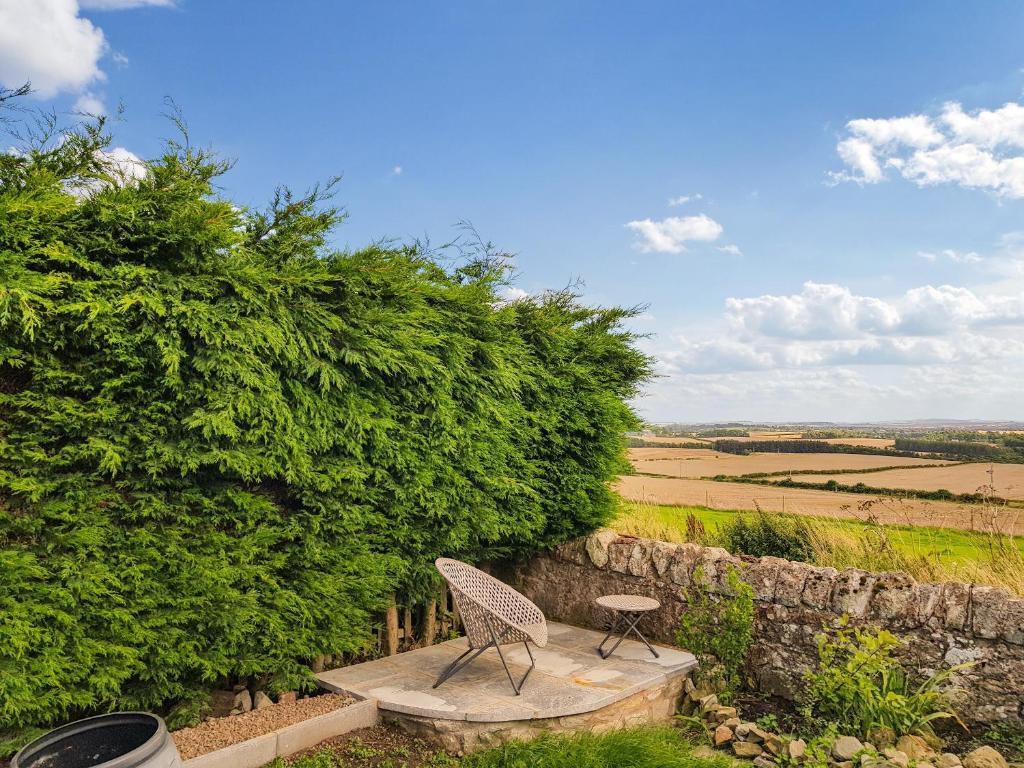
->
[0,113,650,730]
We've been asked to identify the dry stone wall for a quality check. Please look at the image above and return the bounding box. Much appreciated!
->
[509,531,1024,724]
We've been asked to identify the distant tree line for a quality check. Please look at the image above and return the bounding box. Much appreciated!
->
[893,438,1024,462]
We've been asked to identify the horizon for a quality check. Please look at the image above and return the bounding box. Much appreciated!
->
[3,1,1024,422]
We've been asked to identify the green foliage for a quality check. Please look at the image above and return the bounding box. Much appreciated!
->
[462,726,733,768]
[0,110,650,731]
[980,722,1024,761]
[775,729,837,768]
[803,619,968,740]
[675,566,755,697]
[720,511,814,562]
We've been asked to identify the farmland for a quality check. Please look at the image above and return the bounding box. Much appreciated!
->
[615,473,1024,535]
[629,447,949,477]
[621,442,1024,536]
[785,463,1024,500]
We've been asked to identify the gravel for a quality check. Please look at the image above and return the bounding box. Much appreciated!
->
[172,693,354,760]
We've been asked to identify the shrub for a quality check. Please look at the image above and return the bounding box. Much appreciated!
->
[675,565,755,697]
[0,109,650,731]
[803,619,968,740]
[720,511,814,561]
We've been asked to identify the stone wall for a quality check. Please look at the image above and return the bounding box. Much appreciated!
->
[509,531,1024,725]
[384,676,686,754]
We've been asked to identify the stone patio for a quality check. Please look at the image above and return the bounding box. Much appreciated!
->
[315,622,697,752]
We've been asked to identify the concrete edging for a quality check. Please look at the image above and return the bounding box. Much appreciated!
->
[182,697,379,768]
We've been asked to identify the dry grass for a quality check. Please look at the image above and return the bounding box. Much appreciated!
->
[611,499,1024,595]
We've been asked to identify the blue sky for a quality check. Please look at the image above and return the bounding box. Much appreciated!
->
[3,1,1024,422]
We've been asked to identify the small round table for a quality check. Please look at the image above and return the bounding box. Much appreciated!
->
[595,594,661,659]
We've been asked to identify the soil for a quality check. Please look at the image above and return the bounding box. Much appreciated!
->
[269,724,457,767]
[172,693,354,760]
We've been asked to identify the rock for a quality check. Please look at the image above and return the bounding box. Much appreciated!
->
[896,736,935,760]
[712,706,739,722]
[883,749,909,768]
[868,727,897,749]
[936,754,962,768]
[747,726,769,744]
[684,677,696,694]
[689,687,713,702]
[233,689,252,713]
[963,747,1008,768]
[834,736,866,762]
[754,756,777,768]
[736,724,751,739]
[835,762,855,768]
[209,689,236,718]
[918,763,936,768]
[788,739,807,761]
[253,691,273,710]
[734,742,765,758]
[693,746,717,760]
[715,725,735,746]
[765,735,784,756]
[725,717,742,728]
[585,529,618,568]
[277,691,297,704]
[698,693,720,711]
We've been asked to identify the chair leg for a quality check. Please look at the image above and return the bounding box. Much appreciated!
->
[433,643,490,689]
[485,618,536,696]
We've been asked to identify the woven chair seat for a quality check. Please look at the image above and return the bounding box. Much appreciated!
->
[433,558,548,695]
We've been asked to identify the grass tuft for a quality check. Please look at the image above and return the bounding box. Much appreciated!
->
[462,726,730,768]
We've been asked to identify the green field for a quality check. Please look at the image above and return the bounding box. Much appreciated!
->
[614,501,1024,565]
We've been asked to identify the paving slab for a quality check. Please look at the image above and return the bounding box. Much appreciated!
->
[315,621,696,723]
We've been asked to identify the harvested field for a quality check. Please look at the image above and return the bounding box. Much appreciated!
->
[786,463,1024,501]
[629,448,950,478]
[818,437,896,448]
[630,435,712,444]
[615,474,1024,536]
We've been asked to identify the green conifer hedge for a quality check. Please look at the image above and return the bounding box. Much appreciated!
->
[0,116,650,731]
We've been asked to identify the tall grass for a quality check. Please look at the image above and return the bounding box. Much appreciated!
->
[463,726,731,768]
[612,499,1024,595]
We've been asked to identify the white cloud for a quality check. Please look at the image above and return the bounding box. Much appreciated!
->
[726,282,901,340]
[0,0,106,98]
[917,249,982,264]
[832,100,1024,198]
[392,165,403,176]
[625,214,723,253]
[668,193,702,206]
[726,281,1024,342]
[67,146,147,198]
[0,0,170,100]
[73,91,106,115]
[497,286,529,303]
[717,244,743,256]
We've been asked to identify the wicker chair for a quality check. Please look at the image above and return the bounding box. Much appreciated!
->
[433,558,548,695]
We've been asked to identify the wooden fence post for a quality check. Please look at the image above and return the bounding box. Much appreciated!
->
[385,595,399,656]
[423,598,437,646]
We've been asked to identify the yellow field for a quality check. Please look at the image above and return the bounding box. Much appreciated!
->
[786,463,1024,501]
[629,448,949,477]
[615,473,1024,536]
[818,437,896,448]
